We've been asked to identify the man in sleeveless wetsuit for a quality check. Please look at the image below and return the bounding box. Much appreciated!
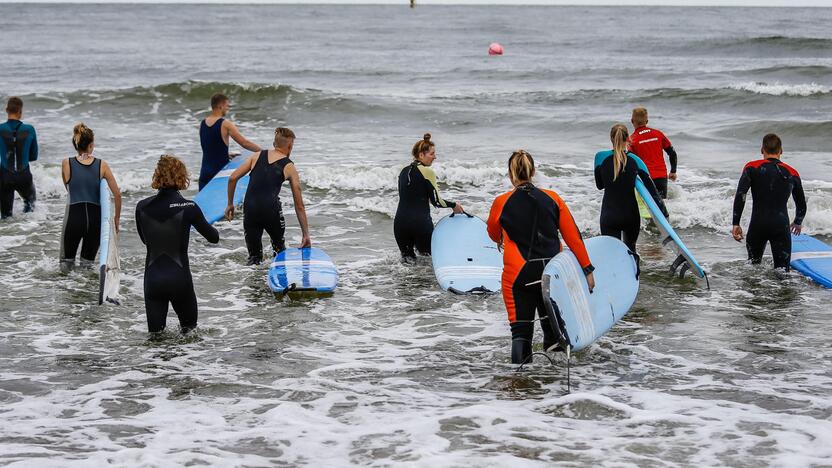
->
[198,93,261,190]
[732,134,807,270]
[628,107,679,200]
[0,97,38,218]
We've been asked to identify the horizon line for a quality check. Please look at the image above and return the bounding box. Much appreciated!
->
[2,0,832,6]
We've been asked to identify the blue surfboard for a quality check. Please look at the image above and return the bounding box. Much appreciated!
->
[268,247,339,294]
[194,155,249,224]
[431,213,503,294]
[635,177,707,281]
[791,234,832,288]
[541,236,639,353]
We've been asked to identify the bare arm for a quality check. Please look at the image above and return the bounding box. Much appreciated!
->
[101,161,122,232]
[61,158,70,185]
[224,121,261,153]
[224,153,257,220]
[285,163,311,248]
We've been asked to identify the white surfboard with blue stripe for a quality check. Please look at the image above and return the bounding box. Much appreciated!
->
[268,247,338,294]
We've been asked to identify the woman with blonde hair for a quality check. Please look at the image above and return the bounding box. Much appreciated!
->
[60,123,122,270]
[594,124,667,252]
[136,155,218,333]
[487,150,595,364]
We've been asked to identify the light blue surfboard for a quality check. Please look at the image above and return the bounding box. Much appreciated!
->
[98,179,120,305]
[194,156,249,224]
[791,234,832,288]
[635,177,707,281]
[268,247,339,294]
[431,213,503,294]
[541,236,639,352]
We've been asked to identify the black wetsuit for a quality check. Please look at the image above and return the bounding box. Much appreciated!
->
[732,158,807,269]
[198,118,228,190]
[393,162,456,259]
[0,119,38,218]
[136,188,219,333]
[243,150,291,264]
[594,150,667,252]
[62,158,101,267]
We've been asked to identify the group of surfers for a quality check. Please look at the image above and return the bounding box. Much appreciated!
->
[0,94,807,363]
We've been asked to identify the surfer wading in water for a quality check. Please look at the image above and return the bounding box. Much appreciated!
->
[198,93,261,190]
[628,107,679,202]
[225,127,311,265]
[0,97,39,218]
[487,150,595,364]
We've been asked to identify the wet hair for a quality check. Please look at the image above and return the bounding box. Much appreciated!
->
[274,127,296,148]
[508,149,535,184]
[72,123,95,152]
[6,97,22,115]
[210,93,228,110]
[151,154,190,190]
[631,107,648,127]
[610,124,629,181]
[762,133,782,155]
[411,133,434,159]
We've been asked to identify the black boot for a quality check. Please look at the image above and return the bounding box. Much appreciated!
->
[511,338,532,364]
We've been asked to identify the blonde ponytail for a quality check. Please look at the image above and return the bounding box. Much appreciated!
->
[72,123,95,152]
[508,149,535,185]
[610,124,629,181]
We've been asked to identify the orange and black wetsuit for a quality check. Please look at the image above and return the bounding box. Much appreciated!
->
[487,183,594,364]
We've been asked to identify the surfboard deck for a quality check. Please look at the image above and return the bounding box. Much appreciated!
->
[98,179,121,305]
[541,236,639,353]
[791,234,832,288]
[268,247,338,295]
[194,154,249,224]
[635,177,707,280]
[431,213,503,294]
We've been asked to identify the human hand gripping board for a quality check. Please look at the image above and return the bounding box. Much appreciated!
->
[431,213,503,294]
[194,152,247,224]
[268,247,339,296]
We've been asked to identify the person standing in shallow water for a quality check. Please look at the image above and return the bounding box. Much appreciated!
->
[198,93,261,190]
[393,133,464,261]
[0,97,38,218]
[136,155,219,333]
[628,107,679,201]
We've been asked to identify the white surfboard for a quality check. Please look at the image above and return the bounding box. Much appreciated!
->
[431,213,503,294]
[98,179,120,305]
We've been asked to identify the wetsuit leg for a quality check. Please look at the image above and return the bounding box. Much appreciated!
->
[170,278,198,332]
[243,214,266,264]
[414,219,433,256]
[0,169,13,218]
[652,177,668,199]
[261,207,287,257]
[78,204,102,263]
[601,217,638,252]
[621,221,640,253]
[393,217,416,259]
[145,295,170,333]
[16,168,36,213]
[745,226,766,265]
[770,227,792,270]
[62,203,90,262]
[507,264,548,364]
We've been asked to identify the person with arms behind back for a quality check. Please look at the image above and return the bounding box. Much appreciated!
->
[629,107,679,201]
[0,97,38,218]
[198,93,261,190]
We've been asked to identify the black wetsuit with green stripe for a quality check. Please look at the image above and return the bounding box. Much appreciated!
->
[393,161,456,259]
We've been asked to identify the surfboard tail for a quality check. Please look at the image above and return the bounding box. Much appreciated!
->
[540,274,570,353]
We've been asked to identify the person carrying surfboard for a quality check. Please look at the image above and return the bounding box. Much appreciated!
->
[595,124,668,253]
[394,133,464,261]
[60,123,122,272]
[486,150,595,364]
[731,133,807,270]
[628,107,679,201]
[136,155,219,333]
[225,127,311,265]
[198,93,261,190]
[0,97,39,219]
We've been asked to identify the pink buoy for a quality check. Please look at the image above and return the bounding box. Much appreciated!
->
[488,42,504,56]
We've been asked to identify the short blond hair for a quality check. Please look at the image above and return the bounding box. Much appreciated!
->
[631,107,648,127]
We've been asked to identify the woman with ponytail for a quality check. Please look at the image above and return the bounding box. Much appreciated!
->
[594,124,667,253]
[60,123,122,270]
[393,133,464,260]
[487,150,595,364]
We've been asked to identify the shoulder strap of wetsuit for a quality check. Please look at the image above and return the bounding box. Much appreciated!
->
[6,121,23,171]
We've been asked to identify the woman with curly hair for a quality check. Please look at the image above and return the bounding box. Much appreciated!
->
[135,155,219,333]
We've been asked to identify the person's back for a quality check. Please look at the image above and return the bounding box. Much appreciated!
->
[198,93,261,190]
[629,107,678,200]
[0,97,38,218]
[741,159,802,223]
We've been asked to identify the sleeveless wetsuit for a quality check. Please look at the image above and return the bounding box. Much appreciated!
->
[198,117,228,190]
[629,126,678,199]
[136,188,219,332]
[594,151,667,252]
[732,158,807,270]
[487,184,594,364]
[243,150,292,264]
[393,162,456,259]
[61,158,102,266]
[0,119,38,218]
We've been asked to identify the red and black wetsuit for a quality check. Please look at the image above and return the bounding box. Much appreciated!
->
[732,158,807,270]
[487,183,593,364]
[628,126,677,199]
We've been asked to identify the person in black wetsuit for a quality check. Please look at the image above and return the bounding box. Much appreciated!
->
[594,124,667,253]
[1,97,38,218]
[393,133,464,260]
[732,133,807,270]
[136,155,219,333]
[225,127,311,265]
[198,93,261,190]
[60,123,122,271]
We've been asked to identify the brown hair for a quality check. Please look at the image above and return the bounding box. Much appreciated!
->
[631,107,648,127]
[274,127,296,148]
[411,133,434,159]
[210,93,228,110]
[762,133,782,155]
[508,149,535,185]
[151,154,190,190]
[72,123,95,152]
[6,97,22,115]
[610,124,629,181]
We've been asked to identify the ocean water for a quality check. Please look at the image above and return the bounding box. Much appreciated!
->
[1,4,832,466]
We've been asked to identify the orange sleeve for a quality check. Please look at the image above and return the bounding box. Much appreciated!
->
[544,190,592,269]
[487,192,509,243]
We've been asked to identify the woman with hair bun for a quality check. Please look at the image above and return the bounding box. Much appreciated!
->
[60,123,122,270]
[135,155,219,333]
[393,133,464,260]
[487,150,595,364]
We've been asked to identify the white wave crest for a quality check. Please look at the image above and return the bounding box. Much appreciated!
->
[729,81,830,97]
